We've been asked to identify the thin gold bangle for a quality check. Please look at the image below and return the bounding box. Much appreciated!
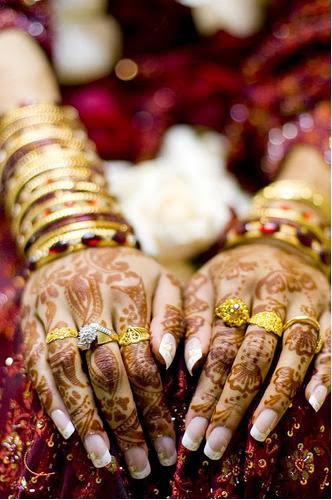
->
[20,205,117,250]
[27,220,129,257]
[0,104,79,130]
[5,167,105,215]
[0,115,82,148]
[15,191,116,236]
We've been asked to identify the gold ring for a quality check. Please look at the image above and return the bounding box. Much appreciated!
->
[248,311,283,337]
[283,316,322,353]
[46,327,78,344]
[118,326,150,347]
[215,297,249,327]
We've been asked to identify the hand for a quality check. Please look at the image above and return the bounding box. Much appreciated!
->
[21,247,184,478]
[182,243,330,460]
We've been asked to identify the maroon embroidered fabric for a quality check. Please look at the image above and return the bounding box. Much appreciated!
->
[0,0,330,498]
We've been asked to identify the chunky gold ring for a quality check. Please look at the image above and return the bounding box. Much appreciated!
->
[283,316,322,353]
[248,311,283,337]
[46,327,78,344]
[118,326,150,347]
[215,297,249,327]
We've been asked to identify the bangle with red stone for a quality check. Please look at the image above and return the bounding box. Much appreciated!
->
[226,217,330,275]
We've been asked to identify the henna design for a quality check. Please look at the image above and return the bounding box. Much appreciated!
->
[161,304,184,342]
[184,273,210,338]
[285,325,317,357]
[88,346,145,450]
[65,273,103,324]
[272,367,301,400]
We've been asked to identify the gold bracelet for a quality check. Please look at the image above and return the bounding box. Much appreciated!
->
[5,167,105,215]
[0,114,82,148]
[15,191,116,236]
[20,197,115,236]
[252,180,330,222]
[225,222,330,276]
[12,180,109,218]
[248,208,329,244]
[27,220,128,256]
[20,205,118,250]
[0,104,79,131]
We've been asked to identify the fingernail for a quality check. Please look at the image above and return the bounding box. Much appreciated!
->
[85,434,114,468]
[159,333,176,370]
[125,447,151,479]
[182,416,208,451]
[154,436,177,466]
[204,426,231,460]
[309,385,328,412]
[186,337,202,375]
[250,409,278,442]
[51,409,75,439]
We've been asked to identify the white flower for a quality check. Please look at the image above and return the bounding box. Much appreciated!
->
[178,0,267,37]
[106,125,250,261]
[53,0,121,85]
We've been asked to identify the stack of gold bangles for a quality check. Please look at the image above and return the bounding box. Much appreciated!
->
[0,103,136,270]
[225,180,330,276]
[214,297,323,353]
[45,324,150,350]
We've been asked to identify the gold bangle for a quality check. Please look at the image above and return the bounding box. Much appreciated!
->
[248,311,283,337]
[16,191,116,236]
[5,167,104,215]
[283,316,322,353]
[253,180,330,222]
[12,180,109,219]
[27,220,128,257]
[118,326,150,347]
[46,327,78,344]
[248,208,328,244]
[30,239,123,270]
[20,198,115,236]
[0,115,82,148]
[20,205,117,250]
[0,104,79,130]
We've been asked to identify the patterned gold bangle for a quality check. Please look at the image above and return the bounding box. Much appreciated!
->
[0,104,79,131]
[12,180,109,218]
[118,326,150,347]
[253,180,330,222]
[248,208,329,244]
[248,311,283,337]
[20,205,118,250]
[46,327,78,344]
[27,220,129,257]
[20,198,115,236]
[15,191,116,236]
[0,115,82,148]
[5,167,105,215]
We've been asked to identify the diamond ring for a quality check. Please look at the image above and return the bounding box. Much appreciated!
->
[78,322,118,350]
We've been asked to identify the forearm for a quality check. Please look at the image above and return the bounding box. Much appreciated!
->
[0,29,135,271]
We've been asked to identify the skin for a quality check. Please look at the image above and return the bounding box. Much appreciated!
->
[22,247,183,467]
[183,146,331,456]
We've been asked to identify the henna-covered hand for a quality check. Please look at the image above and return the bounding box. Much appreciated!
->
[182,243,330,460]
[21,247,184,478]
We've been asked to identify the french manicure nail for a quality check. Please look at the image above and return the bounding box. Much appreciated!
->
[186,337,202,375]
[159,333,176,370]
[309,385,328,412]
[250,409,278,442]
[51,409,75,439]
[154,436,177,466]
[204,426,231,461]
[182,416,208,451]
[85,434,114,468]
[125,447,151,479]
